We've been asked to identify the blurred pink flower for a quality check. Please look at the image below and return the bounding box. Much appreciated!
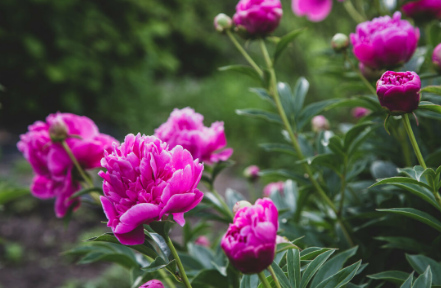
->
[139,280,164,288]
[311,115,330,132]
[263,181,284,197]
[402,0,441,20]
[292,0,345,22]
[155,108,232,164]
[351,107,370,118]
[243,165,260,180]
[433,43,441,72]
[221,198,278,274]
[99,134,204,245]
[195,236,211,247]
[17,112,117,217]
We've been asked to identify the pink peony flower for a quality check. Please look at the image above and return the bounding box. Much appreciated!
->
[292,0,345,22]
[350,12,420,69]
[402,0,441,20]
[233,0,283,36]
[155,108,232,164]
[99,134,204,245]
[263,181,284,197]
[139,280,164,288]
[352,107,370,118]
[221,198,278,274]
[17,112,117,217]
[311,115,330,132]
[195,236,211,247]
[243,165,260,180]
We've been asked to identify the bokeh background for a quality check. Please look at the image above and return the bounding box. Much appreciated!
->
[0,0,372,287]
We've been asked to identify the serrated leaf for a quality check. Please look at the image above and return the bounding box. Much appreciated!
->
[367,271,409,285]
[218,65,262,83]
[377,208,441,232]
[406,254,441,285]
[274,28,306,63]
[315,260,362,288]
[300,250,335,288]
[236,109,283,124]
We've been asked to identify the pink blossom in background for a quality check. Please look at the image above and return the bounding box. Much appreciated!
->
[292,0,345,22]
[243,165,260,180]
[99,134,204,245]
[402,0,441,20]
[263,181,284,197]
[195,236,211,247]
[17,112,117,217]
[433,43,441,71]
[350,12,419,69]
[221,198,278,274]
[352,107,370,118]
[311,115,330,132]
[155,108,233,164]
[139,280,164,288]
[233,0,283,36]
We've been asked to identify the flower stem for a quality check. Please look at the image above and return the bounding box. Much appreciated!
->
[226,30,263,77]
[258,271,272,288]
[213,189,234,220]
[343,0,365,23]
[268,266,282,288]
[338,158,347,216]
[166,236,192,288]
[343,51,377,96]
[258,39,355,247]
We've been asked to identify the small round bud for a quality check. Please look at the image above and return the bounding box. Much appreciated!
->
[432,43,441,73]
[243,165,260,181]
[331,33,349,52]
[49,117,68,142]
[311,115,330,132]
[214,13,233,33]
[233,200,252,214]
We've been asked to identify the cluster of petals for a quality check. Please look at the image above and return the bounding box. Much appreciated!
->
[233,0,283,36]
[155,108,232,164]
[263,181,284,197]
[99,134,204,245]
[402,0,441,20]
[292,0,345,22]
[221,198,278,274]
[17,113,116,217]
[350,12,419,69]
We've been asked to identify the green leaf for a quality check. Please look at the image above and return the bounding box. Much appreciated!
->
[149,220,174,240]
[259,143,297,156]
[0,187,29,205]
[274,28,306,63]
[258,169,309,185]
[377,208,441,232]
[421,87,441,96]
[406,254,441,285]
[236,109,283,124]
[212,160,235,182]
[300,247,334,260]
[225,188,245,211]
[271,262,290,288]
[310,246,358,287]
[191,269,229,288]
[297,99,340,131]
[240,275,259,288]
[412,266,432,288]
[370,177,432,191]
[293,77,310,115]
[300,250,335,288]
[343,122,374,152]
[418,101,441,115]
[367,271,409,285]
[249,88,275,105]
[188,243,215,269]
[300,154,342,173]
[218,65,262,83]
[70,187,103,199]
[203,192,232,222]
[278,82,295,120]
[400,272,414,288]
[142,257,173,273]
[375,236,430,253]
[325,96,381,111]
[315,260,362,288]
[287,249,301,288]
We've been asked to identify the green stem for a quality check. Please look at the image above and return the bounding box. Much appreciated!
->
[399,124,413,167]
[166,237,192,288]
[268,266,282,288]
[343,0,365,23]
[258,271,272,288]
[258,39,355,247]
[226,30,263,77]
[343,51,377,96]
[213,189,234,220]
[247,181,257,202]
[338,159,347,216]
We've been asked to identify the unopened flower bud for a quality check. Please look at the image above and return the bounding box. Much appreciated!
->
[352,107,370,119]
[214,13,233,33]
[243,165,260,181]
[433,43,441,72]
[140,280,164,288]
[49,117,68,142]
[195,236,211,247]
[331,33,349,52]
[311,115,330,132]
[376,71,421,115]
[233,200,252,214]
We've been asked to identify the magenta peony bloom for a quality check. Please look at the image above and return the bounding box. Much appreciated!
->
[402,0,441,20]
[195,236,211,247]
[311,115,330,132]
[99,134,204,245]
[243,165,260,180]
[139,280,164,288]
[221,198,278,274]
[292,0,345,22]
[350,12,420,69]
[263,181,284,197]
[376,71,421,115]
[352,107,370,118]
[433,43,441,72]
[17,113,117,217]
[155,108,232,164]
[233,0,283,36]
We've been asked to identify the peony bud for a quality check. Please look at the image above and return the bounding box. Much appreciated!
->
[214,13,233,33]
[48,116,68,142]
[376,71,421,115]
[221,198,278,274]
[352,107,370,119]
[140,280,164,288]
[311,115,330,132]
[263,181,284,197]
[243,165,260,181]
[233,200,252,214]
[233,0,283,37]
[433,43,441,72]
[331,33,349,52]
[402,0,441,21]
[195,236,211,247]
